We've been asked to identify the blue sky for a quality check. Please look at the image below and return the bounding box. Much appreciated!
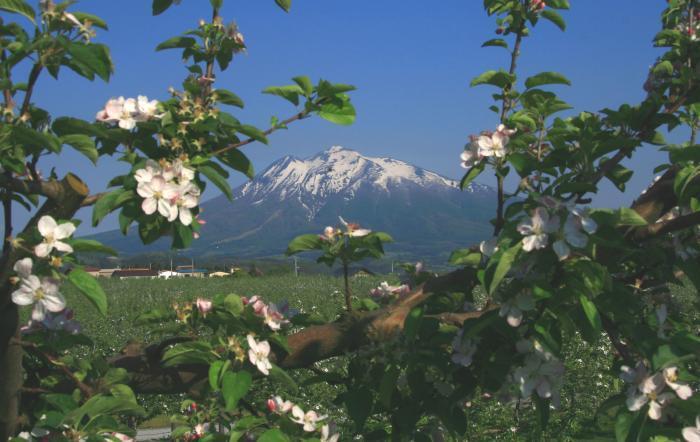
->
[7,0,677,232]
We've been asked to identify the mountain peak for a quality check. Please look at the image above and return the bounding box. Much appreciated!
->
[237,146,489,220]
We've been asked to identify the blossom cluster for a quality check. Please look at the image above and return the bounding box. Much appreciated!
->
[267,396,338,440]
[460,124,516,169]
[620,362,693,420]
[134,159,201,225]
[242,296,292,331]
[320,216,372,241]
[512,339,565,407]
[529,0,546,12]
[370,281,410,299]
[517,197,597,260]
[21,309,81,335]
[96,96,162,130]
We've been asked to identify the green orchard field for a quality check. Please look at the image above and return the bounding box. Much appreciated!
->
[52,273,697,441]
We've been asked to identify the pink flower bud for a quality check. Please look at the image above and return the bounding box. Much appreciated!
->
[196,298,212,316]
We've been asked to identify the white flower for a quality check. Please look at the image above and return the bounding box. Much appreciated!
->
[12,259,65,321]
[261,304,288,331]
[552,215,589,261]
[247,334,272,375]
[370,281,410,298]
[625,372,674,420]
[96,95,161,129]
[663,366,693,400]
[476,126,513,158]
[137,176,178,220]
[517,207,559,252]
[320,423,340,442]
[173,182,200,226]
[35,216,75,258]
[339,216,371,237]
[451,329,478,367]
[499,292,535,327]
[136,95,160,119]
[513,341,564,407]
[683,416,700,442]
[108,433,134,442]
[480,237,499,257]
[460,136,481,169]
[291,406,325,432]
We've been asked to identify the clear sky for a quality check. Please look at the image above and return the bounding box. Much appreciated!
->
[6,0,680,233]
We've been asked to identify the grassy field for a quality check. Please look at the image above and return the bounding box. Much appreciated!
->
[49,273,695,440]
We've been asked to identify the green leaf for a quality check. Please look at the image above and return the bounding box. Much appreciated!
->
[66,239,117,256]
[546,0,570,9]
[616,208,648,226]
[162,341,217,367]
[224,294,244,315]
[0,0,36,24]
[67,43,112,82]
[318,95,356,125]
[258,429,290,442]
[460,162,485,190]
[61,134,98,164]
[92,189,127,227]
[481,38,508,49]
[221,370,252,411]
[579,295,602,334]
[215,89,245,108]
[208,361,225,391]
[152,0,174,15]
[67,268,107,316]
[263,85,304,106]
[237,125,268,144]
[71,12,108,30]
[292,76,313,96]
[53,117,107,138]
[379,366,400,408]
[449,248,481,267]
[486,242,522,294]
[344,388,373,431]
[218,149,255,179]
[525,72,571,89]
[286,234,324,255]
[210,0,223,8]
[274,0,291,12]
[199,163,233,201]
[156,36,196,51]
[541,9,566,31]
[615,410,645,442]
[404,307,424,342]
[470,69,515,88]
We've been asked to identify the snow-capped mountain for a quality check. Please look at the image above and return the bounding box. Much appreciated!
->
[239,146,490,220]
[92,146,497,261]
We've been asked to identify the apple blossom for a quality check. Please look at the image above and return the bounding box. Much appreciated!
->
[370,281,410,298]
[683,417,700,442]
[34,216,76,258]
[137,176,178,220]
[291,405,326,432]
[321,423,340,442]
[479,237,499,257]
[517,207,559,252]
[247,334,272,375]
[96,96,162,129]
[513,340,564,407]
[339,216,371,237]
[460,136,481,169]
[663,366,693,399]
[499,292,535,327]
[196,298,212,316]
[12,258,65,322]
[475,125,515,159]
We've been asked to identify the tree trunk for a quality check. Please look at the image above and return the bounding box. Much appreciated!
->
[0,174,89,439]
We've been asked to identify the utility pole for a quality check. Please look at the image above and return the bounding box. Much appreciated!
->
[391,261,394,274]
[293,257,299,277]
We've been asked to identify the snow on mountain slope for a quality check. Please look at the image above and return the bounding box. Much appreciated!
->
[237,146,489,219]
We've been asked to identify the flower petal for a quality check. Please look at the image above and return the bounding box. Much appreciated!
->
[37,216,57,238]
